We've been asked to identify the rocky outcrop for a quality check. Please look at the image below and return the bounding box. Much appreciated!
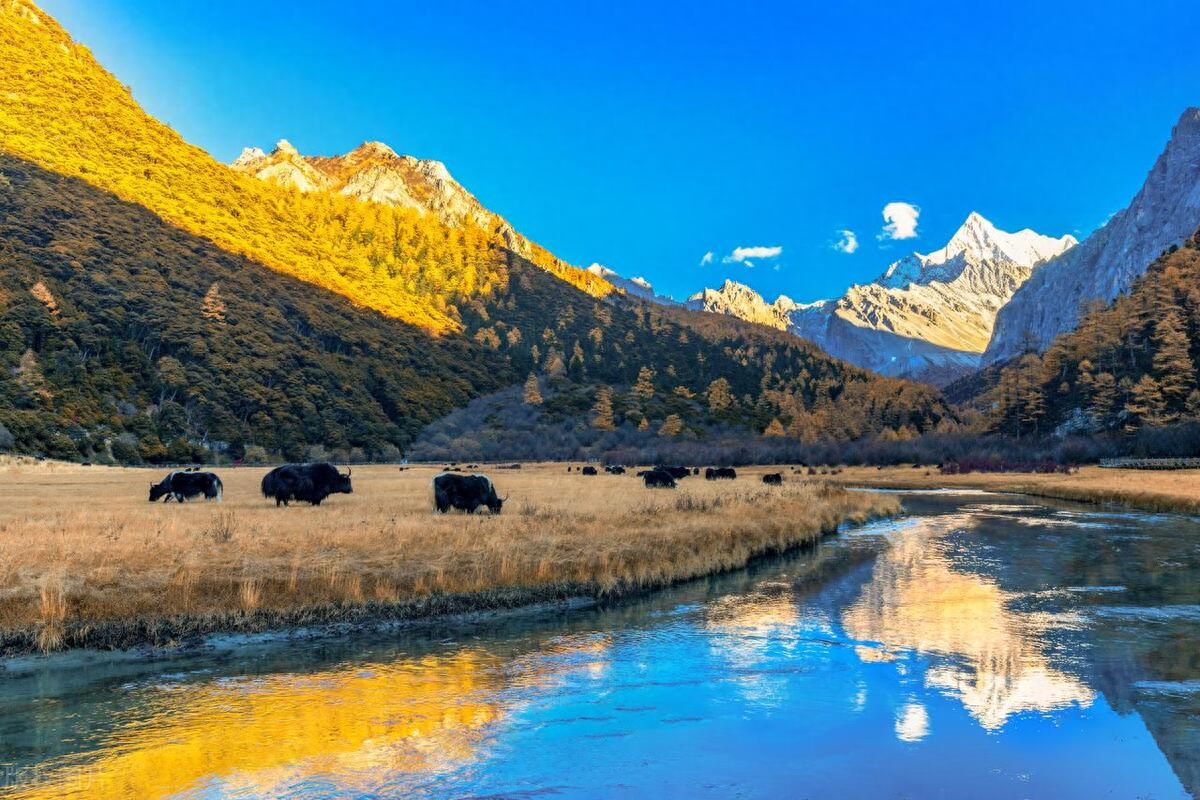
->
[585,263,678,304]
[985,107,1200,363]
[685,279,802,330]
[231,139,536,257]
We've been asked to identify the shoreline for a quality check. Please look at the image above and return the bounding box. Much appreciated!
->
[0,467,898,658]
[0,514,888,661]
[829,465,1200,516]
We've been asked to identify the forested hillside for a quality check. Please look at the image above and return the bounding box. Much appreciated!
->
[0,0,953,462]
[0,155,505,461]
[0,0,609,335]
[979,233,1200,438]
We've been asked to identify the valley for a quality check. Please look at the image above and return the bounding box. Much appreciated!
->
[0,459,895,655]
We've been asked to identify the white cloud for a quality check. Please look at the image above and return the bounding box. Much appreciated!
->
[700,251,714,266]
[723,245,783,266]
[879,202,920,240]
[832,230,859,254]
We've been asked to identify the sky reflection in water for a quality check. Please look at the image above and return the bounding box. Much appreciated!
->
[2,493,1197,799]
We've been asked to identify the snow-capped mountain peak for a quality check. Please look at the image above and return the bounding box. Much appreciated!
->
[880,212,1076,289]
[681,214,1074,385]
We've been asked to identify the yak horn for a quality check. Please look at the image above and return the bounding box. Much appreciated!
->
[346,468,352,476]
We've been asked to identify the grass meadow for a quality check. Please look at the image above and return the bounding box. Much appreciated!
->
[0,460,897,653]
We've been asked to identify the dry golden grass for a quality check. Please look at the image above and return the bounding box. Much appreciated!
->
[828,465,1200,514]
[0,462,896,653]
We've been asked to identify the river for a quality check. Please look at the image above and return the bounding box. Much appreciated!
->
[2,491,1198,799]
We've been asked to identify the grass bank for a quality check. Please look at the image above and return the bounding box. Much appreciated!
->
[0,462,897,655]
[829,465,1200,515]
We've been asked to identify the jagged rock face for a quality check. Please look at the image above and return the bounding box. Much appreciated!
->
[585,263,676,304]
[985,107,1200,364]
[680,214,1072,384]
[231,139,531,256]
[685,279,800,330]
[820,213,1075,358]
[797,213,1072,383]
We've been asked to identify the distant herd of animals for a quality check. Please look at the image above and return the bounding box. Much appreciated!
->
[146,461,790,512]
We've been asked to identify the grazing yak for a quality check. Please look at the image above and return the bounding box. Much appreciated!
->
[656,466,691,481]
[149,470,223,503]
[705,467,737,480]
[433,472,505,514]
[581,466,598,475]
[641,468,677,489]
[261,462,353,506]
[604,465,626,475]
[762,472,783,485]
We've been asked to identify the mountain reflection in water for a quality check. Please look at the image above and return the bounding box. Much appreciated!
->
[2,493,1197,799]
[842,512,1094,731]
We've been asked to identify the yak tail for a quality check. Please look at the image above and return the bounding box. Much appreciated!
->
[214,476,224,503]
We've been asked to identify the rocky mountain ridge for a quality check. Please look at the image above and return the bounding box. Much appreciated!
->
[985,107,1200,363]
[232,138,533,257]
[624,213,1073,384]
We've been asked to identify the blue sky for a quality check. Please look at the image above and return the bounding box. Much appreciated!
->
[38,0,1200,302]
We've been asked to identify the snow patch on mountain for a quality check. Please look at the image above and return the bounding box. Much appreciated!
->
[679,213,1073,384]
[585,263,677,303]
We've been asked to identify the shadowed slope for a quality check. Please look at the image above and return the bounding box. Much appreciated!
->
[0,155,505,458]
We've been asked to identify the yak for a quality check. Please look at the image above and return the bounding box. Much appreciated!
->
[705,467,737,480]
[581,466,598,476]
[641,469,677,489]
[149,470,223,503]
[762,472,784,485]
[261,462,352,506]
[655,466,691,481]
[604,465,626,475]
[433,472,505,514]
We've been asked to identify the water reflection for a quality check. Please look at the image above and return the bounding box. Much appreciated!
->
[894,700,929,742]
[704,589,805,707]
[5,650,508,799]
[2,495,1197,799]
[842,512,1094,731]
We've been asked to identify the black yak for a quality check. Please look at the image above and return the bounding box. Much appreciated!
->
[642,469,677,489]
[762,472,783,485]
[149,470,223,503]
[261,462,352,506]
[656,466,691,480]
[433,473,504,513]
[705,467,737,480]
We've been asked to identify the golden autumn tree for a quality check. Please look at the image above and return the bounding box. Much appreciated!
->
[763,418,786,437]
[522,373,543,405]
[706,377,733,412]
[658,414,684,437]
[592,386,615,430]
